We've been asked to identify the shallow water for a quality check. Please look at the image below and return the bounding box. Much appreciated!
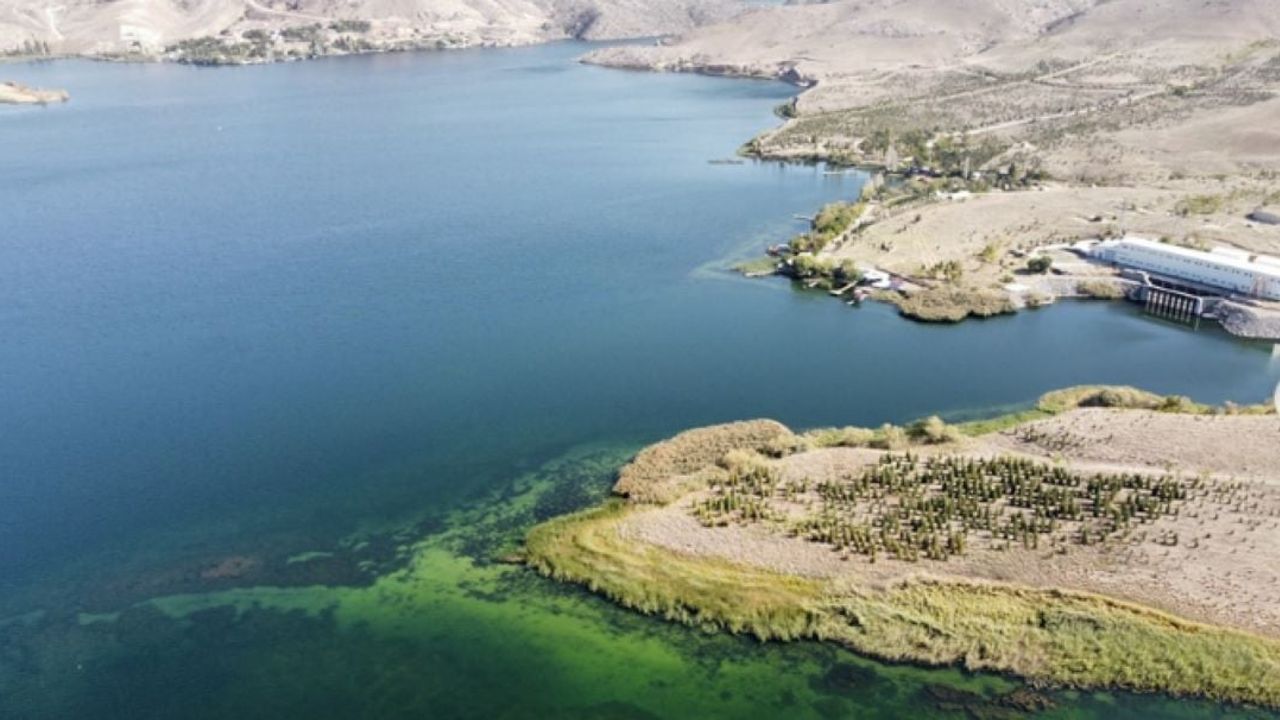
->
[2,43,1278,719]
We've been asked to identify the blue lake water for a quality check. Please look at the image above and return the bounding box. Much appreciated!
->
[1,43,1278,719]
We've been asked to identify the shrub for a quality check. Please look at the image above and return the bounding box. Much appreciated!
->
[1174,195,1225,216]
[805,426,877,448]
[1078,280,1126,299]
[871,424,909,450]
[329,19,372,33]
[833,259,862,284]
[789,254,833,279]
[908,416,963,444]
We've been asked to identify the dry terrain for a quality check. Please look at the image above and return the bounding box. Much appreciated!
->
[0,0,735,63]
[588,0,1280,327]
[827,182,1280,291]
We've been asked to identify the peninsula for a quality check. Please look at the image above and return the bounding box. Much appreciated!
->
[0,81,68,104]
[525,386,1280,706]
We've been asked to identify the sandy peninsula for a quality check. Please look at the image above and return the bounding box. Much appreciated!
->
[526,386,1280,706]
[0,81,68,105]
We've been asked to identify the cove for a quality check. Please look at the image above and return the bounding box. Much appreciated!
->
[1,42,1277,719]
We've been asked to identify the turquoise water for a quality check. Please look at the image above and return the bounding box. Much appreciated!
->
[1,43,1278,719]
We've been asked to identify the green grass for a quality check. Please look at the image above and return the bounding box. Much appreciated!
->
[1077,279,1127,300]
[525,503,1280,707]
[732,256,780,275]
[955,408,1054,437]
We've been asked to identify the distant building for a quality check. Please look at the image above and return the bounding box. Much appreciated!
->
[1090,236,1280,300]
[1249,207,1280,225]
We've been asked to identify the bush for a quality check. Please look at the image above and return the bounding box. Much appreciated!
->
[908,416,963,444]
[1078,280,1126,299]
[789,254,833,279]
[1027,256,1053,274]
[789,202,864,254]
[805,426,877,448]
[871,424,909,450]
[330,19,372,33]
[833,259,862,284]
[1174,195,1225,216]
[281,24,322,42]
[1158,395,1197,413]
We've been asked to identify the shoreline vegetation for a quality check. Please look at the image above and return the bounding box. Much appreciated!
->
[524,385,1280,708]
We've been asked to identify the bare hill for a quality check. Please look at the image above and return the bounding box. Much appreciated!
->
[586,0,1280,180]
[0,0,736,62]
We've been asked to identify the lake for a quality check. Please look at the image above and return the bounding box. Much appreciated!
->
[1,42,1277,719]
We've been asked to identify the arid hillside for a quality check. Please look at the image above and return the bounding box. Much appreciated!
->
[0,0,735,62]
[588,0,1280,181]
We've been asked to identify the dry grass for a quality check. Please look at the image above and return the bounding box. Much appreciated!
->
[886,286,1017,323]
[526,501,824,638]
[526,501,1280,706]
[613,420,792,504]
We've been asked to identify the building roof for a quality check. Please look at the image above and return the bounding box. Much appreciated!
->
[1100,237,1280,280]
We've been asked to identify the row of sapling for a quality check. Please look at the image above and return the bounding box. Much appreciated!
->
[691,451,1199,562]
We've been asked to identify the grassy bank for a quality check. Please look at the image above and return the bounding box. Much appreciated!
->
[881,286,1018,323]
[526,500,1280,708]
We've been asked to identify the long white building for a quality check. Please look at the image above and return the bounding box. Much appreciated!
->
[1091,237,1280,301]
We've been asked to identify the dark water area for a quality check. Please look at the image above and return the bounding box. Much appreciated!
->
[1,43,1278,719]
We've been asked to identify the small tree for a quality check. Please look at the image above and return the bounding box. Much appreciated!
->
[834,259,862,285]
[1027,256,1053,274]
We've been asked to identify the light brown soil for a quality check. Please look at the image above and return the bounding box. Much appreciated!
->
[824,183,1280,286]
[619,411,1280,639]
[984,407,1280,482]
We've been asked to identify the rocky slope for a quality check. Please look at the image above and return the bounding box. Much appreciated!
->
[585,0,1280,180]
[0,0,737,63]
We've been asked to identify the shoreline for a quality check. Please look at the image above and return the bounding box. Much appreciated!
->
[735,240,1280,340]
[582,27,1280,341]
[523,385,1280,708]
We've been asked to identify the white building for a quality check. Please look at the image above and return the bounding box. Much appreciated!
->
[1090,236,1280,300]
